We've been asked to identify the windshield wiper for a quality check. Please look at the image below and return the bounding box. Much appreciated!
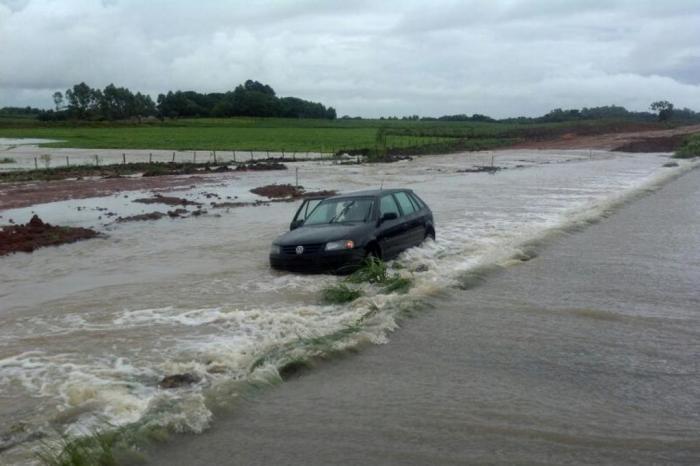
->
[329,201,355,224]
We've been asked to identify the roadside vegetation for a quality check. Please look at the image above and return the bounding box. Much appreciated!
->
[673,134,700,159]
[0,157,16,163]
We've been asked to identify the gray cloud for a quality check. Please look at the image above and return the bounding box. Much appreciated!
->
[0,0,698,117]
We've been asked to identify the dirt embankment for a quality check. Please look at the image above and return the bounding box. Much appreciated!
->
[508,124,700,151]
[0,215,98,256]
[250,184,337,199]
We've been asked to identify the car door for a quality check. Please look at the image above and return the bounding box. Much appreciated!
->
[393,191,424,248]
[376,193,405,258]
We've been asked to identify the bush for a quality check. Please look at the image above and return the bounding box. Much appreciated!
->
[0,157,16,163]
[673,135,700,159]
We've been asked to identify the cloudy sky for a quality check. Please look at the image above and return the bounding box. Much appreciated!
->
[0,0,698,118]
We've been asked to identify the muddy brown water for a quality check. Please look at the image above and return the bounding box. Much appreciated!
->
[147,166,700,465]
[0,149,697,464]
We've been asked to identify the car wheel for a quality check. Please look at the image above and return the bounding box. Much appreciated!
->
[425,228,436,241]
[365,244,381,260]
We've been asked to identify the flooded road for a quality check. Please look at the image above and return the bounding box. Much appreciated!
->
[0,149,696,463]
[149,162,700,466]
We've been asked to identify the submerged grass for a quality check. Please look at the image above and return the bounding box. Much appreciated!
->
[0,156,16,163]
[320,257,414,304]
[346,257,388,284]
[383,275,413,294]
[321,283,363,304]
[35,424,158,466]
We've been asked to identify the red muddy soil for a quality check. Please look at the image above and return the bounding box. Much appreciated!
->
[250,184,305,198]
[0,215,98,256]
[250,184,338,199]
[508,124,700,151]
[0,173,233,210]
[133,194,202,206]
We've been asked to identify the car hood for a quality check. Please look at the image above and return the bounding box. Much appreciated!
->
[274,223,370,246]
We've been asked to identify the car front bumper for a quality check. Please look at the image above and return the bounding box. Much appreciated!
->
[270,249,365,274]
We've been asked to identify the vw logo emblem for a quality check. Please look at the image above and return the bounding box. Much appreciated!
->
[295,245,304,255]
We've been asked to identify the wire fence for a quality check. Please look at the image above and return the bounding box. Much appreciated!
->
[0,149,340,172]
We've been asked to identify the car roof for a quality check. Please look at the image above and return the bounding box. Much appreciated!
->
[326,188,412,200]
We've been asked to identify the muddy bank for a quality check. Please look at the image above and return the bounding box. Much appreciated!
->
[133,195,202,206]
[508,124,700,151]
[0,215,98,256]
[613,135,687,152]
[251,184,337,199]
[0,161,287,183]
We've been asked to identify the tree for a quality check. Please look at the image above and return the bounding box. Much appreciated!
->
[52,92,63,111]
[650,100,674,121]
[65,82,100,118]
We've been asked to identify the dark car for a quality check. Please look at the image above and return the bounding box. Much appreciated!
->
[270,189,435,273]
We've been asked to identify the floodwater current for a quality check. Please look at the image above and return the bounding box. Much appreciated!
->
[0,149,697,464]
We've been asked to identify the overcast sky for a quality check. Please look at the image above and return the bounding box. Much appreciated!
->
[1,0,698,118]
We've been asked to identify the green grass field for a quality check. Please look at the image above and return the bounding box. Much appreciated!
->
[0,116,666,154]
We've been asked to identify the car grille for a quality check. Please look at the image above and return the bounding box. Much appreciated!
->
[281,243,324,255]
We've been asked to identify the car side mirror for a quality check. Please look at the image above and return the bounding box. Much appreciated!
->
[290,219,304,230]
[379,212,398,224]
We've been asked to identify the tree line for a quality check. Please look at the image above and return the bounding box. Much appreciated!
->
[35,80,336,121]
[3,93,697,124]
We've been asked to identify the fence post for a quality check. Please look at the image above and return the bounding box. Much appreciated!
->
[250,151,254,161]
[149,153,152,164]
[95,154,99,166]
[213,150,216,163]
[172,152,175,162]
[66,156,70,167]
[194,151,197,163]
[34,157,38,169]
[233,151,236,163]
[295,167,299,187]
[123,153,126,164]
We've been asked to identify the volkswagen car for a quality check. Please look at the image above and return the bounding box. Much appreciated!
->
[269,189,435,273]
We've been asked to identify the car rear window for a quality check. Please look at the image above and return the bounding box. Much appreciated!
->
[394,192,416,216]
[408,192,426,209]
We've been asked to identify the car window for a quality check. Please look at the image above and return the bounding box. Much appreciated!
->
[304,197,374,225]
[406,192,422,211]
[303,199,322,219]
[380,194,400,218]
[408,192,426,209]
[393,192,416,216]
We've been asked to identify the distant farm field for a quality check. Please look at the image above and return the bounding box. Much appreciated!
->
[0,117,665,153]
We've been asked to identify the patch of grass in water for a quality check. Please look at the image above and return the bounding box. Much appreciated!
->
[0,157,16,163]
[383,275,412,294]
[36,424,170,466]
[346,256,388,284]
[321,283,362,304]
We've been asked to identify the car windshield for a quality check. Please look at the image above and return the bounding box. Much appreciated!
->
[303,197,374,225]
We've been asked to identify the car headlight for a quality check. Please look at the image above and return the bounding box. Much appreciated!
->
[270,244,281,255]
[325,240,355,251]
